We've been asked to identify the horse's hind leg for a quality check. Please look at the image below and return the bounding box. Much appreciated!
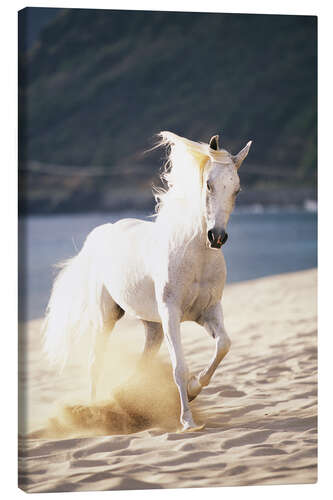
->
[140,321,164,364]
[89,325,113,401]
[88,287,124,401]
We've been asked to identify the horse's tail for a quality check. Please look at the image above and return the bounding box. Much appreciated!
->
[42,229,105,371]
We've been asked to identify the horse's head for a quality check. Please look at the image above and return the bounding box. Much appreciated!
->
[154,131,252,246]
[204,135,252,249]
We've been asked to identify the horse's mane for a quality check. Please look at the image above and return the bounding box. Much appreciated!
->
[153,131,231,235]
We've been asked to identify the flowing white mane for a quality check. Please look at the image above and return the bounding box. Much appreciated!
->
[153,131,231,234]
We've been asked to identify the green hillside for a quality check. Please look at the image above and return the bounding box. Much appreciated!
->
[19,9,317,213]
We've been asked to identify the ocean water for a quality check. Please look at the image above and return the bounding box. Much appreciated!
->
[18,211,317,321]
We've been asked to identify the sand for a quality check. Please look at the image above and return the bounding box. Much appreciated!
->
[18,269,317,492]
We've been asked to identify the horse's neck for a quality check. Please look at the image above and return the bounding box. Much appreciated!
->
[156,203,207,253]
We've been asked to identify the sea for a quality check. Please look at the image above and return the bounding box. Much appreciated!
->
[18,209,317,321]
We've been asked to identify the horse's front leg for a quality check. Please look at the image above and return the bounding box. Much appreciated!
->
[158,300,203,432]
[188,303,231,401]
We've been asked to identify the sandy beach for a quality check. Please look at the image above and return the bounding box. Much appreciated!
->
[18,268,317,492]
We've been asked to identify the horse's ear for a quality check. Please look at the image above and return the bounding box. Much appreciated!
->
[209,135,219,151]
[232,141,252,169]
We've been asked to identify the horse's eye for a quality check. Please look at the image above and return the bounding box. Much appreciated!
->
[206,181,212,192]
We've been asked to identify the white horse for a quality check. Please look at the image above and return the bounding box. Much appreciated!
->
[43,131,252,432]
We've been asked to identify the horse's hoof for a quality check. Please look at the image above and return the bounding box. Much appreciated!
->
[181,422,205,433]
[187,375,202,402]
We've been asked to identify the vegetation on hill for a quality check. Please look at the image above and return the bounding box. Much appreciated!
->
[19,9,317,213]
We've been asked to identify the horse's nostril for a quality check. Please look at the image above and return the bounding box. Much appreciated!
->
[208,229,228,248]
[207,230,215,244]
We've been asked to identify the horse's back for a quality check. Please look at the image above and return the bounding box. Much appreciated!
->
[86,217,160,321]
[84,218,152,253]
[113,217,150,231]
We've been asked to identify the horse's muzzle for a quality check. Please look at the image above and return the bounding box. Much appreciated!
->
[207,229,228,249]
